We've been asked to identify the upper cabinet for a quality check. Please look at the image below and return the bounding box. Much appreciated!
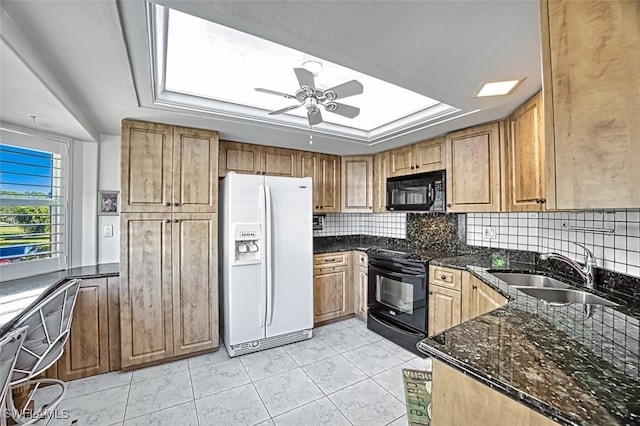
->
[506,91,546,212]
[299,152,341,213]
[341,156,373,213]
[373,151,389,212]
[218,141,298,178]
[540,0,640,209]
[121,120,219,213]
[445,122,505,212]
[388,137,445,177]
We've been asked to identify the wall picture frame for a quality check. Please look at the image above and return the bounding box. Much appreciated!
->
[98,190,119,216]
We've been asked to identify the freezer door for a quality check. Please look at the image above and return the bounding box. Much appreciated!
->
[263,176,314,338]
[222,174,267,345]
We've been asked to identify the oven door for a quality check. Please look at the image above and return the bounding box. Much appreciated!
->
[367,257,427,332]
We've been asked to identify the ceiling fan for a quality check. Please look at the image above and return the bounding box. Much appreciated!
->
[255,67,364,126]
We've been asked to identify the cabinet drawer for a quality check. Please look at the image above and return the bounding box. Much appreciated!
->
[314,252,348,268]
[429,266,462,291]
[356,252,368,268]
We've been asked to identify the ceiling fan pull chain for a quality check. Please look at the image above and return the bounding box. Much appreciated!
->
[309,125,313,145]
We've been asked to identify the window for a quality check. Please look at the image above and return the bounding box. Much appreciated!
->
[0,129,68,280]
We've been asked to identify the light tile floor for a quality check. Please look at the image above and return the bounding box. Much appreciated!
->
[45,317,431,426]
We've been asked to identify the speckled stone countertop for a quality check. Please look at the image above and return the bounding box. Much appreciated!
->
[0,263,119,335]
[419,256,640,426]
[313,235,413,254]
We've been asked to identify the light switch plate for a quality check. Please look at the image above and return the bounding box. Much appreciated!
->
[103,224,113,237]
[482,226,496,240]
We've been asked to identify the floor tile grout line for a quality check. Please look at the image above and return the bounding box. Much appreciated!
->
[186,359,200,426]
[120,372,134,425]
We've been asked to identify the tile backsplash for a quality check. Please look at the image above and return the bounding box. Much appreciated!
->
[467,210,640,278]
[313,213,406,239]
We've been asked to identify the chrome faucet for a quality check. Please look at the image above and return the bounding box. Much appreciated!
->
[540,242,597,290]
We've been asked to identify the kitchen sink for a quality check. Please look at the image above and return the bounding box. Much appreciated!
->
[516,287,618,307]
[489,272,573,289]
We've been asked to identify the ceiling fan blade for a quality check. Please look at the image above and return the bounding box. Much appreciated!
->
[268,104,302,115]
[308,108,323,126]
[255,88,296,99]
[294,68,316,90]
[324,80,364,99]
[326,102,360,119]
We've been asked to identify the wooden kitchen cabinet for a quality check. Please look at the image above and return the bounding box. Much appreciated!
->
[120,213,218,369]
[121,120,218,213]
[446,122,505,212]
[373,151,389,212]
[540,0,640,209]
[341,156,373,212]
[431,360,559,426]
[218,141,299,178]
[353,251,368,320]
[313,252,353,324]
[461,273,507,323]
[388,137,445,177]
[55,277,120,381]
[506,91,546,212]
[299,152,341,213]
[428,265,462,336]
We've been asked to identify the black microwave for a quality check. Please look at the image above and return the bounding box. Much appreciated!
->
[386,170,446,212]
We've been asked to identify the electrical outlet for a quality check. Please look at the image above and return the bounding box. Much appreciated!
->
[103,225,113,238]
[482,226,496,240]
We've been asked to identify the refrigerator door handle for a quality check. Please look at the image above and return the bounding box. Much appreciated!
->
[258,185,267,328]
[265,185,275,326]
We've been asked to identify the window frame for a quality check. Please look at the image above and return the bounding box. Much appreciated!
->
[0,127,70,282]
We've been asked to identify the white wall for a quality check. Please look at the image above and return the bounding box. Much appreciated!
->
[97,134,121,263]
[70,140,98,267]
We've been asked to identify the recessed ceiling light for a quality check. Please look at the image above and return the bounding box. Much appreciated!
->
[475,79,522,97]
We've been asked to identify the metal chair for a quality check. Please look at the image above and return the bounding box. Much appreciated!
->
[6,279,80,425]
[0,327,28,426]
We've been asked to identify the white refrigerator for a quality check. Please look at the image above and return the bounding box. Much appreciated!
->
[219,173,314,356]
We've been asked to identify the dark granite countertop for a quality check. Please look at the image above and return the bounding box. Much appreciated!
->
[0,263,119,335]
[418,259,640,425]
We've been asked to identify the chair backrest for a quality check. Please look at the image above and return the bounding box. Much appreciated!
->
[11,280,80,385]
[0,326,27,403]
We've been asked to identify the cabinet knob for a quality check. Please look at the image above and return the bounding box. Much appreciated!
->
[256,171,261,175]
[325,258,336,262]
[472,285,478,290]
[165,219,171,223]
[440,275,446,280]
[540,198,546,204]
[415,164,420,168]
[165,202,171,207]
[173,219,179,223]
[315,205,320,209]
[446,203,452,208]
[319,205,323,209]
[174,202,179,206]
[410,166,415,170]
[428,291,433,295]
[262,171,266,175]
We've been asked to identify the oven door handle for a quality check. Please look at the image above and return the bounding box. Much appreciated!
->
[369,265,425,279]
[369,312,426,337]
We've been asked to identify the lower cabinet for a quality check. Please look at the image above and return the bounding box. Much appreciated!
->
[120,213,218,369]
[353,252,368,320]
[313,252,353,324]
[429,266,507,336]
[51,277,120,381]
[431,360,559,425]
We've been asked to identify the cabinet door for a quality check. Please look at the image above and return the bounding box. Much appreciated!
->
[121,120,173,213]
[58,278,109,381]
[299,152,321,212]
[120,213,174,368]
[428,285,461,336]
[173,126,219,213]
[507,92,545,212]
[414,137,445,173]
[261,147,299,177]
[446,122,504,212]
[342,156,373,212]
[475,280,507,316]
[172,213,218,356]
[313,266,353,324]
[541,0,640,209]
[218,141,261,177]
[318,154,341,212]
[373,151,389,212]
[354,267,368,320]
[388,145,415,177]
[107,277,121,371]
[462,273,507,322]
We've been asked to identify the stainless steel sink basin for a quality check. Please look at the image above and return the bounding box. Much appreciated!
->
[489,272,572,289]
[516,287,618,307]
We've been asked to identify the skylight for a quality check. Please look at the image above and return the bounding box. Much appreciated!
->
[158,6,458,135]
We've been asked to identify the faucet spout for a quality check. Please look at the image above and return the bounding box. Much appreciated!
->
[540,242,596,290]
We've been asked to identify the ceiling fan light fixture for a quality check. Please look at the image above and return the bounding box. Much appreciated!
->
[301,60,323,77]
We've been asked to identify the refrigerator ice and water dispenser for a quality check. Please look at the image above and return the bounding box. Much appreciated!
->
[234,224,261,264]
